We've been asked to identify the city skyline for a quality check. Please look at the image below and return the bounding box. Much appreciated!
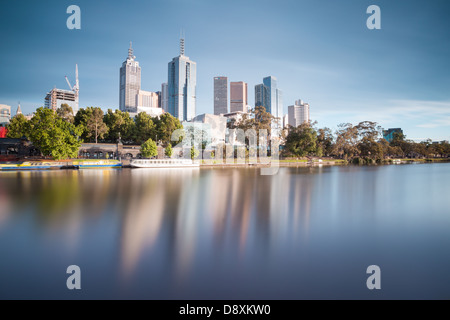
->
[0,0,449,141]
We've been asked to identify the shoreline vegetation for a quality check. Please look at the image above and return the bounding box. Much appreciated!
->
[2,105,449,167]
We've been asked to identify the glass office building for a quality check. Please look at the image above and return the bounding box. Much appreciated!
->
[255,76,283,135]
[168,39,197,121]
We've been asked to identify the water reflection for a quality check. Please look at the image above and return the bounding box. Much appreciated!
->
[1,164,449,299]
[0,167,318,290]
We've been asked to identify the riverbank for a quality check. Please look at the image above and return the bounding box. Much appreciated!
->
[1,157,449,171]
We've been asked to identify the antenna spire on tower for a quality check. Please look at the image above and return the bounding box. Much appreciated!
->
[128,41,134,59]
[180,30,185,56]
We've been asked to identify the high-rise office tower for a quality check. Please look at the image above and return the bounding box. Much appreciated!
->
[214,76,228,115]
[255,76,283,135]
[288,99,310,128]
[120,42,141,113]
[255,76,283,119]
[161,83,168,112]
[167,37,197,121]
[230,81,248,113]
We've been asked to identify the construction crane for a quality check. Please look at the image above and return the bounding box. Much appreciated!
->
[65,64,79,94]
[64,64,79,112]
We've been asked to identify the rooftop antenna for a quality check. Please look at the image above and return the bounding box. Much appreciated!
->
[128,41,135,59]
[180,30,185,56]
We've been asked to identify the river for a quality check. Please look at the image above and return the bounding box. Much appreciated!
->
[0,163,449,299]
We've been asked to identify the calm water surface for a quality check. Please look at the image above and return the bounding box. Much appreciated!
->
[0,163,449,299]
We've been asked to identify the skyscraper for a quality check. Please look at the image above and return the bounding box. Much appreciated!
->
[255,76,283,134]
[167,37,197,121]
[230,81,248,113]
[288,100,310,128]
[214,76,228,115]
[120,42,141,113]
[255,76,283,118]
[161,83,168,112]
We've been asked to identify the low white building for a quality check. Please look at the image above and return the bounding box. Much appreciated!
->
[133,106,164,118]
[136,90,159,108]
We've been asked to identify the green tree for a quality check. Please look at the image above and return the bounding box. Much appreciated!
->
[134,112,156,144]
[230,106,278,151]
[253,106,277,134]
[6,113,29,138]
[356,121,382,141]
[153,113,183,147]
[27,107,82,160]
[235,106,277,134]
[103,109,135,143]
[284,123,318,157]
[332,123,359,159]
[141,138,158,158]
[84,107,108,144]
[358,137,384,160]
[391,131,406,144]
[74,107,90,141]
[429,141,449,158]
[316,127,334,157]
[190,146,199,160]
[57,103,74,123]
[165,143,173,158]
[355,121,384,160]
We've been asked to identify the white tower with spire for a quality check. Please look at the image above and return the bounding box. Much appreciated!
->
[119,42,141,112]
[16,102,22,116]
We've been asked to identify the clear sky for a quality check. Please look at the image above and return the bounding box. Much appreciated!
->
[1,0,449,141]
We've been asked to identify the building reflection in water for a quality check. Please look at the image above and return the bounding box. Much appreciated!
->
[0,167,315,294]
[117,168,201,282]
[119,169,166,277]
[111,167,314,289]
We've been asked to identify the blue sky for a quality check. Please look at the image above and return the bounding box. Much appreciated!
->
[1,0,449,141]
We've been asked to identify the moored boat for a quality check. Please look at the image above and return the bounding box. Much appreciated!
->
[130,158,199,168]
[72,159,122,169]
[0,161,65,171]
